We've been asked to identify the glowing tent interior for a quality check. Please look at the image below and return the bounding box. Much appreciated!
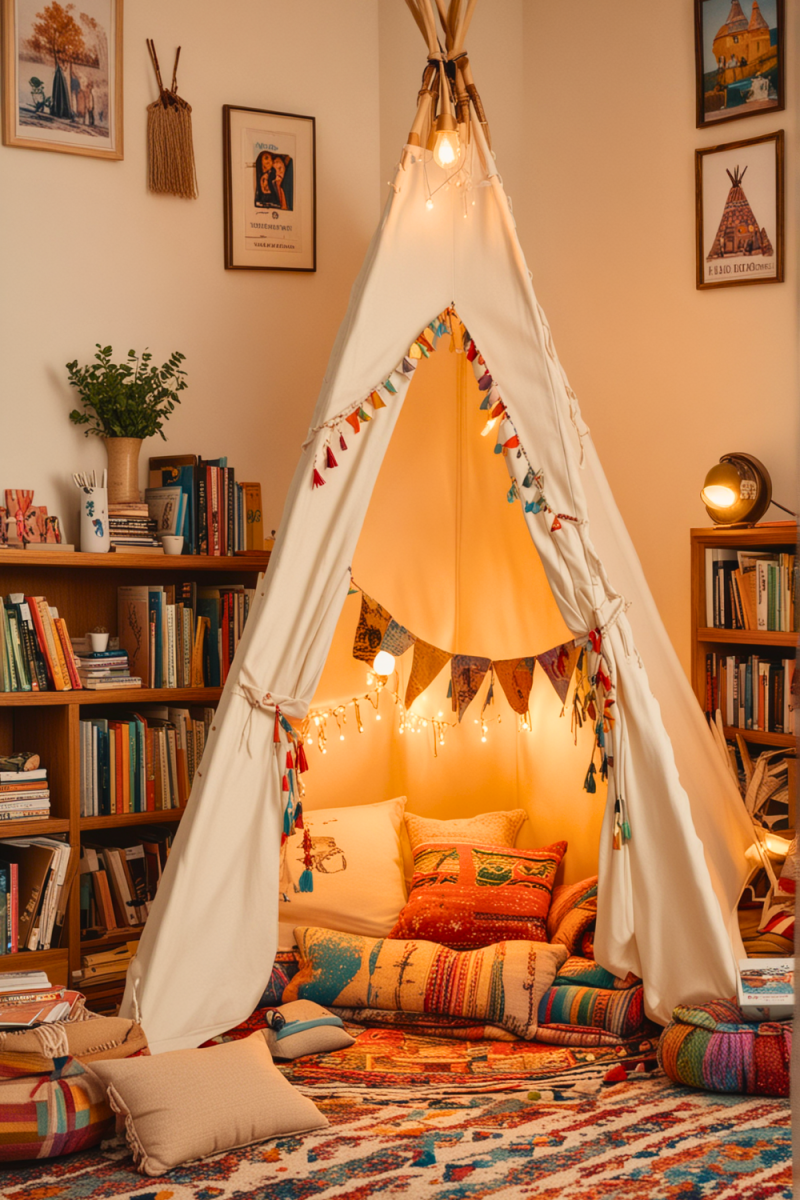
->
[121,0,756,1054]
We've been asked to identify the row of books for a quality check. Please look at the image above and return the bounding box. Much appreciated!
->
[148,454,264,556]
[79,706,214,817]
[704,653,797,734]
[73,939,137,986]
[706,548,797,632]
[0,593,81,691]
[0,765,50,824]
[0,970,81,1029]
[80,825,175,937]
[118,580,260,690]
[0,835,74,953]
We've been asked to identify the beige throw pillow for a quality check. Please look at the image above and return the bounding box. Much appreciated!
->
[264,999,355,1059]
[89,1031,327,1175]
[404,809,527,851]
[278,797,407,950]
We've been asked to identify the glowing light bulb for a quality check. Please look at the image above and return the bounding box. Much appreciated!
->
[322,747,327,755]
[306,736,313,745]
[701,485,736,508]
[426,198,434,211]
[481,736,487,743]
[373,650,396,676]
[432,127,460,170]
[339,734,345,741]
[375,713,381,721]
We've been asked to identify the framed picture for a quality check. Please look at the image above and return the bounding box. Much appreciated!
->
[695,130,783,289]
[2,0,123,158]
[694,0,784,128]
[223,105,316,272]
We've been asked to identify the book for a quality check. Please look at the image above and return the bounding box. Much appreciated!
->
[118,586,150,683]
[145,486,184,538]
[0,839,57,949]
[737,956,793,1021]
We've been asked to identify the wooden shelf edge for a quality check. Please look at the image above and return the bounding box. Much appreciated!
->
[0,550,271,570]
[722,726,797,747]
[81,927,142,951]
[81,808,186,830]
[697,628,797,647]
[0,687,223,707]
[0,818,70,838]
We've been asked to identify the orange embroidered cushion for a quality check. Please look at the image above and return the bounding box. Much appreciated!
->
[388,839,567,949]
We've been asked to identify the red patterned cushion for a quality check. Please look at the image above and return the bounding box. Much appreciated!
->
[388,840,567,949]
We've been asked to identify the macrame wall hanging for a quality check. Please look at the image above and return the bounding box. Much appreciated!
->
[146,40,198,200]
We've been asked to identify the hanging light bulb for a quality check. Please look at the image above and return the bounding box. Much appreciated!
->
[373,650,396,676]
[429,111,461,170]
[426,197,434,211]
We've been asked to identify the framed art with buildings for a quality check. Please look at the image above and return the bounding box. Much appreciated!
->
[695,129,783,290]
[694,0,784,128]
[223,105,316,272]
[2,0,123,158]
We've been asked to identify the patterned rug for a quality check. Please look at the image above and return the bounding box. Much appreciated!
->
[4,1071,790,1198]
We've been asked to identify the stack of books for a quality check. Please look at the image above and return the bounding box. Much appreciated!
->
[706,548,798,632]
[79,705,214,817]
[1,593,82,691]
[118,579,261,689]
[73,940,138,987]
[704,652,796,733]
[79,826,173,936]
[0,762,50,824]
[148,454,265,556]
[0,835,74,952]
[0,970,82,1028]
[74,648,141,691]
[108,502,161,552]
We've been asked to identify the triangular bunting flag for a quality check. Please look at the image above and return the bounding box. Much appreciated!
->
[451,655,492,722]
[380,619,416,657]
[352,593,392,665]
[479,394,492,410]
[466,340,478,362]
[405,640,452,709]
[358,407,372,422]
[409,343,423,359]
[383,379,397,394]
[493,657,536,715]
[345,412,360,434]
[478,372,492,391]
[537,641,580,705]
[370,391,387,409]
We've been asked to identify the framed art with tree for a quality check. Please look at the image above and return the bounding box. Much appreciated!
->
[2,0,123,158]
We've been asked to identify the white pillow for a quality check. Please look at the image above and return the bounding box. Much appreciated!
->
[278,797,407,950]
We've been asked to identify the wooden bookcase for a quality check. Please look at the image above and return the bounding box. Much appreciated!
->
[690,521,798,753]
[0,549,269,1007]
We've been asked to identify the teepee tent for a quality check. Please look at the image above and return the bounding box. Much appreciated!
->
[707,165,774,259]
[122,0,755,1053]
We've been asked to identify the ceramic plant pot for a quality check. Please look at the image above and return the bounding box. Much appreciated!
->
[104,437,143,504]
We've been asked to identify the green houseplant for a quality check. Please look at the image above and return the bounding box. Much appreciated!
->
[67,345,188,503]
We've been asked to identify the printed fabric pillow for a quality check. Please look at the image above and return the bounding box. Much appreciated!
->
[546,875,598,954]
[278,797,407,951]
[89,1031,327,1176]
[389,839,567,949]
[263,1000,355,1059]
[284,925,568,1040]
[404,809,527,851]
[0,1057,114,1162]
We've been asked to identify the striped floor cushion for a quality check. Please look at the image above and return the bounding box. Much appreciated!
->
[0,1056,114,1162]
[536,981,647,1046]
[657,998,791,1097]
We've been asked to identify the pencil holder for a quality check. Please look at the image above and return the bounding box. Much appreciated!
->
[79,487,111,553]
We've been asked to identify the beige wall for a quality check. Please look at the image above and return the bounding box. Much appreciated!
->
[0,0,381,544]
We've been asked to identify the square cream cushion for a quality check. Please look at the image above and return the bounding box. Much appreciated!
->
[264,999,355,1059]
[278,797,407,950]
[402,809,527,888]
[89,1031,327,1176]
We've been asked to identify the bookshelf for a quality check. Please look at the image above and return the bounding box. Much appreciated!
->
[690,522,798,750]
[0,548,269,1005]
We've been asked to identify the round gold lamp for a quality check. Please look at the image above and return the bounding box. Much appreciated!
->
[701,453,772,525]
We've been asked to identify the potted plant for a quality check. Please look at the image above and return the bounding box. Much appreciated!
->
[67,345,188,503]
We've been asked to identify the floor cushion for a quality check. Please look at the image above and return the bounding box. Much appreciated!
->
[389,839,567,949]
[547,876,598,955]
[404,809,527,852]
[0,1056,114,1162]
[657,998,791,1097]
[284,925,568,1040]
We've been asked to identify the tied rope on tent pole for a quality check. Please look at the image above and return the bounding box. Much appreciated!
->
[146,39,198,199]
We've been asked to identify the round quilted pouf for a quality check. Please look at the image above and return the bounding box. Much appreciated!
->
[657,998,791,1097]
[0,1057,113,1162]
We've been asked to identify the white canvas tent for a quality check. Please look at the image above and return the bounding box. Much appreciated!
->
[122,3,755,1053]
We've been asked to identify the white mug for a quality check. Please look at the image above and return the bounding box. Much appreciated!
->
[79,487,110,553]
[161,535,184,555]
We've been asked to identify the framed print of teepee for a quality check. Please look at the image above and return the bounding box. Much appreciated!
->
[695,129,783,289]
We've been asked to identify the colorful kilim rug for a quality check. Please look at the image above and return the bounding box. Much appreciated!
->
[3,1070,790,1198]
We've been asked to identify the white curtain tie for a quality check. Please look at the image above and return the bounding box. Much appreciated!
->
[234,685,306,756]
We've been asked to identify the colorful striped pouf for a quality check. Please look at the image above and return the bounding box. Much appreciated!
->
[657,998,791,1097]
[0,1055,114,1162]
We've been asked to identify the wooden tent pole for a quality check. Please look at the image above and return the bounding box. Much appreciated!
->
[451,0,479,56]
[403,0,430,46]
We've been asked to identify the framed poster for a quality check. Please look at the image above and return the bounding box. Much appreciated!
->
[695,130,783,289]
[223,105,316,272]
[2,0,123,158]
[694,0,784,128]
